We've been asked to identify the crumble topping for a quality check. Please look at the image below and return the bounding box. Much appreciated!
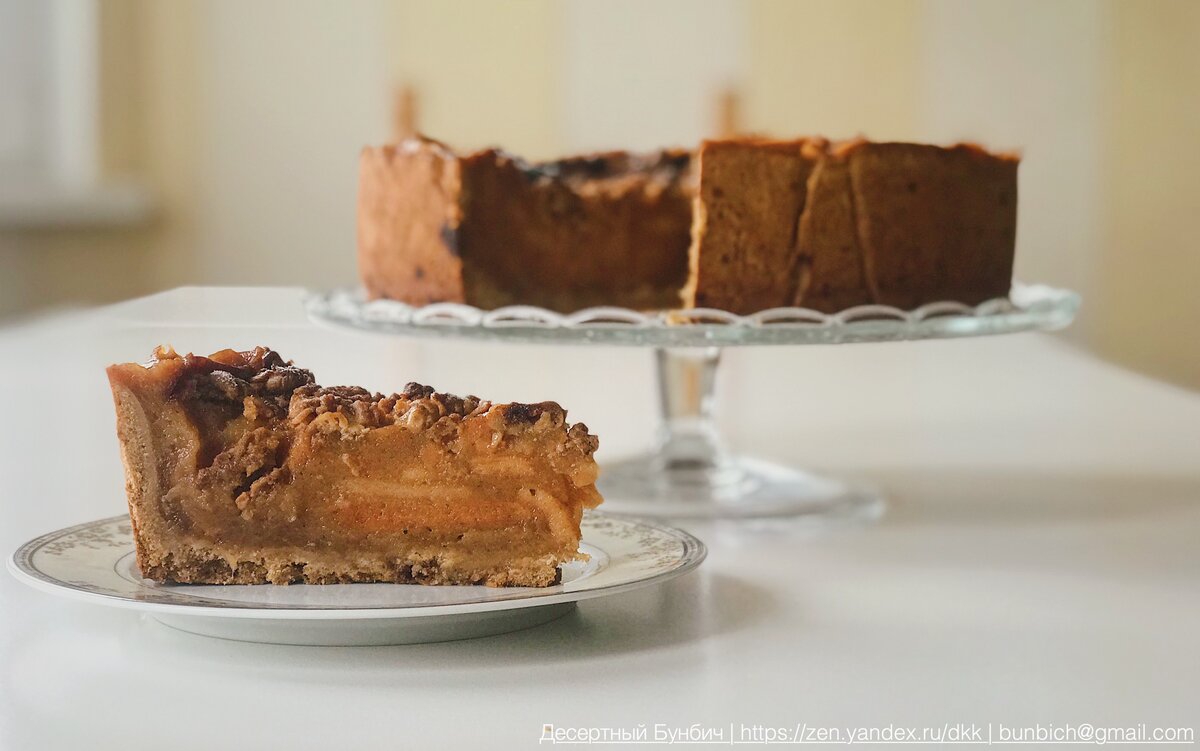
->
[288,383,487,431]
[288,383,598,456]
[153,346,598,457]
[159,345,316,415]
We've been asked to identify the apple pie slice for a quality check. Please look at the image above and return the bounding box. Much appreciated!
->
[107,347,601,587]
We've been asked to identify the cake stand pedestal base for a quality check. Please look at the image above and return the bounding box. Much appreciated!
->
[599,454,884,522]
[596,348,885,522]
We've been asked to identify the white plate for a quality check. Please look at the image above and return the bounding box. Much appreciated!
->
[8,513,706,646]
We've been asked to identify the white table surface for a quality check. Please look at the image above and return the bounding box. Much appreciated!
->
[1,287,1197,750]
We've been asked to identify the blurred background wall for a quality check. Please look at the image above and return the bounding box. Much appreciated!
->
[0,0,1197,390]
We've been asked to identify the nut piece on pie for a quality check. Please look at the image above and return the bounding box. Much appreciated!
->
[107,347,602,587]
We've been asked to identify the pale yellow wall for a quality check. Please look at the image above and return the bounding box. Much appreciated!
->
[918,0,1108,346]
[0,0,387,319]
[387,0,561,159]
[557,0,747,153]
[745,0,923,142]
[1096,0,1200,389]
[0,0,187,317]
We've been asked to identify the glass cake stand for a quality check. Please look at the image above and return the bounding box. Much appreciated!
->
[304,283,1080,521]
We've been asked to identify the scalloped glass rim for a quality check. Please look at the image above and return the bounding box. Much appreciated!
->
[303,283,1079,347]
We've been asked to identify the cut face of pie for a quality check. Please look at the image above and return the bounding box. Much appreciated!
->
[107,347,602,587]
[357,137,695,312]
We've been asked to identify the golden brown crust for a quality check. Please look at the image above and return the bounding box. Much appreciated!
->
[139,547,566,587]
[107,347,601,587]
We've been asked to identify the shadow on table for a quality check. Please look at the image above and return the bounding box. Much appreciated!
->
[791,465,1200,582]
[868,467,1200,526]
[117,570,778,687]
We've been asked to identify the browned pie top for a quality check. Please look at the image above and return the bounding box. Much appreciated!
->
[828,137,1020,163]
[131,346,598,457]
[376,135,693,191]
